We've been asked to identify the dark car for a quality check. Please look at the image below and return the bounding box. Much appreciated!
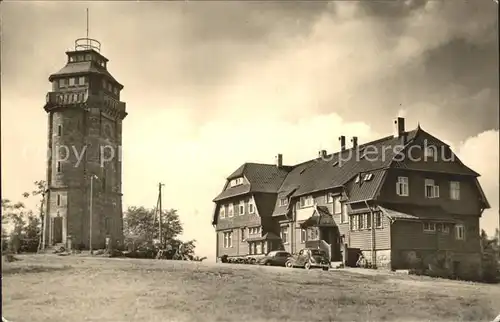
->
[285,248,330,271]
[258,250,292,266]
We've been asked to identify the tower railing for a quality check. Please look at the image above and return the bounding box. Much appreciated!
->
[75,38,101,52]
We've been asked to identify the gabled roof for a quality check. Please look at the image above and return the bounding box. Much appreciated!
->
[213,163,290,202]
[300,205,336,227]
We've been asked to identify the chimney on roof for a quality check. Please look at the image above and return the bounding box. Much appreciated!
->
[275,154,283,168]
[351,136,358,149]
[318,150,327,159]
[394,117,405,138]
[339,136,346,151]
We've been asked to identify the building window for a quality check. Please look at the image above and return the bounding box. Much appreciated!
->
[248,202,255,214]
[350,215,358,231]
[299,195,313,208]
[308,227,319,240]
[326,193,334,204]
[450,181,460,200]
[366,213,372,229]
[113,87,119,95]
[279,198,288,207]
[341,203,348,223]
[455,224,465,240]
[280,225,289,243]
[78,76,86,85]
[57,124,63,136]
[219,206,225,218]
[223,231,233,248]
[228,203,234,217]
[102,79,107,89]
[56,161,62,173]
[249,226,261,235]
[300,229,306,243]
[238,201,245,215]
[425,179,439,198]
[56,194,61,206]
[104,217,110,235]
[358,214,365,230]
[69,78,76,86]
[364,173,374,181]
[69,56,76,62]
[396,176,409,196]
[59,79,67,88]
[437,223,449,234]
[423,222,436,232]
[375,212,382,228]
[240,228,246,242]
[333,196,341,214]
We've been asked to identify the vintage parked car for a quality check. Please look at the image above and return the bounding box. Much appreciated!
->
[258,250,292,266]
[285,248,330,271]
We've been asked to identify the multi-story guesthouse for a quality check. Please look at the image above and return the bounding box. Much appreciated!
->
[212,117,490,277]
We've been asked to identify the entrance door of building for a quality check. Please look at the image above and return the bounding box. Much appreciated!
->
[53,217,63,244]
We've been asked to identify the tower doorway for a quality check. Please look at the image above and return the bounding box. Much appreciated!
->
[53,217,63,244]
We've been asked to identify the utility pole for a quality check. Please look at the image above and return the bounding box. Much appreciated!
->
[158,182,164,246]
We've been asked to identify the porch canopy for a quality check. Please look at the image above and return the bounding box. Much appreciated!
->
[378,203,459,223]
[245,232,282,242]
[299,205,337,229]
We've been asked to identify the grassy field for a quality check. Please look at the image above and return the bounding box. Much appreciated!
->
[2,254,500,322]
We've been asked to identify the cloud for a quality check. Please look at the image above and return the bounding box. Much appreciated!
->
[457,130,500,237]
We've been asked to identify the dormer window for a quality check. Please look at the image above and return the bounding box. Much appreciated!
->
[364,173,373,181]
[230,177,243,187]
[355,175,360,183]
[279,198,288,207]
[299,195,313,208]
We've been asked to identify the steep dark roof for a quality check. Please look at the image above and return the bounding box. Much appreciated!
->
[213,163,290,202]
[213,125,488,224]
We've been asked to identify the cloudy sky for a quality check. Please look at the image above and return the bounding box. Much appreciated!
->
[2,1,498,259]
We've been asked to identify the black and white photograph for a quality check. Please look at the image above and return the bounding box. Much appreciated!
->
[1,1,499,321]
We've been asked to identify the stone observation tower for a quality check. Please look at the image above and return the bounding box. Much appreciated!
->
[42,35,127,251]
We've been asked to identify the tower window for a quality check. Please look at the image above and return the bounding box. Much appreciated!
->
[107,83,112,92]
[56,161,62,173]
[56,194,61,206]
[78,76,86,85]
[102,79,107,89]
[85,54,91,61]
[59,79,67,88]
[113,87,119,95]
[69,78,75,86]
[69,56,76,63]
[57,124,63,136]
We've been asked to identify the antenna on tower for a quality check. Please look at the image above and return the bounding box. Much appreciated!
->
[86,8,89,46]
[75,7,101,52]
